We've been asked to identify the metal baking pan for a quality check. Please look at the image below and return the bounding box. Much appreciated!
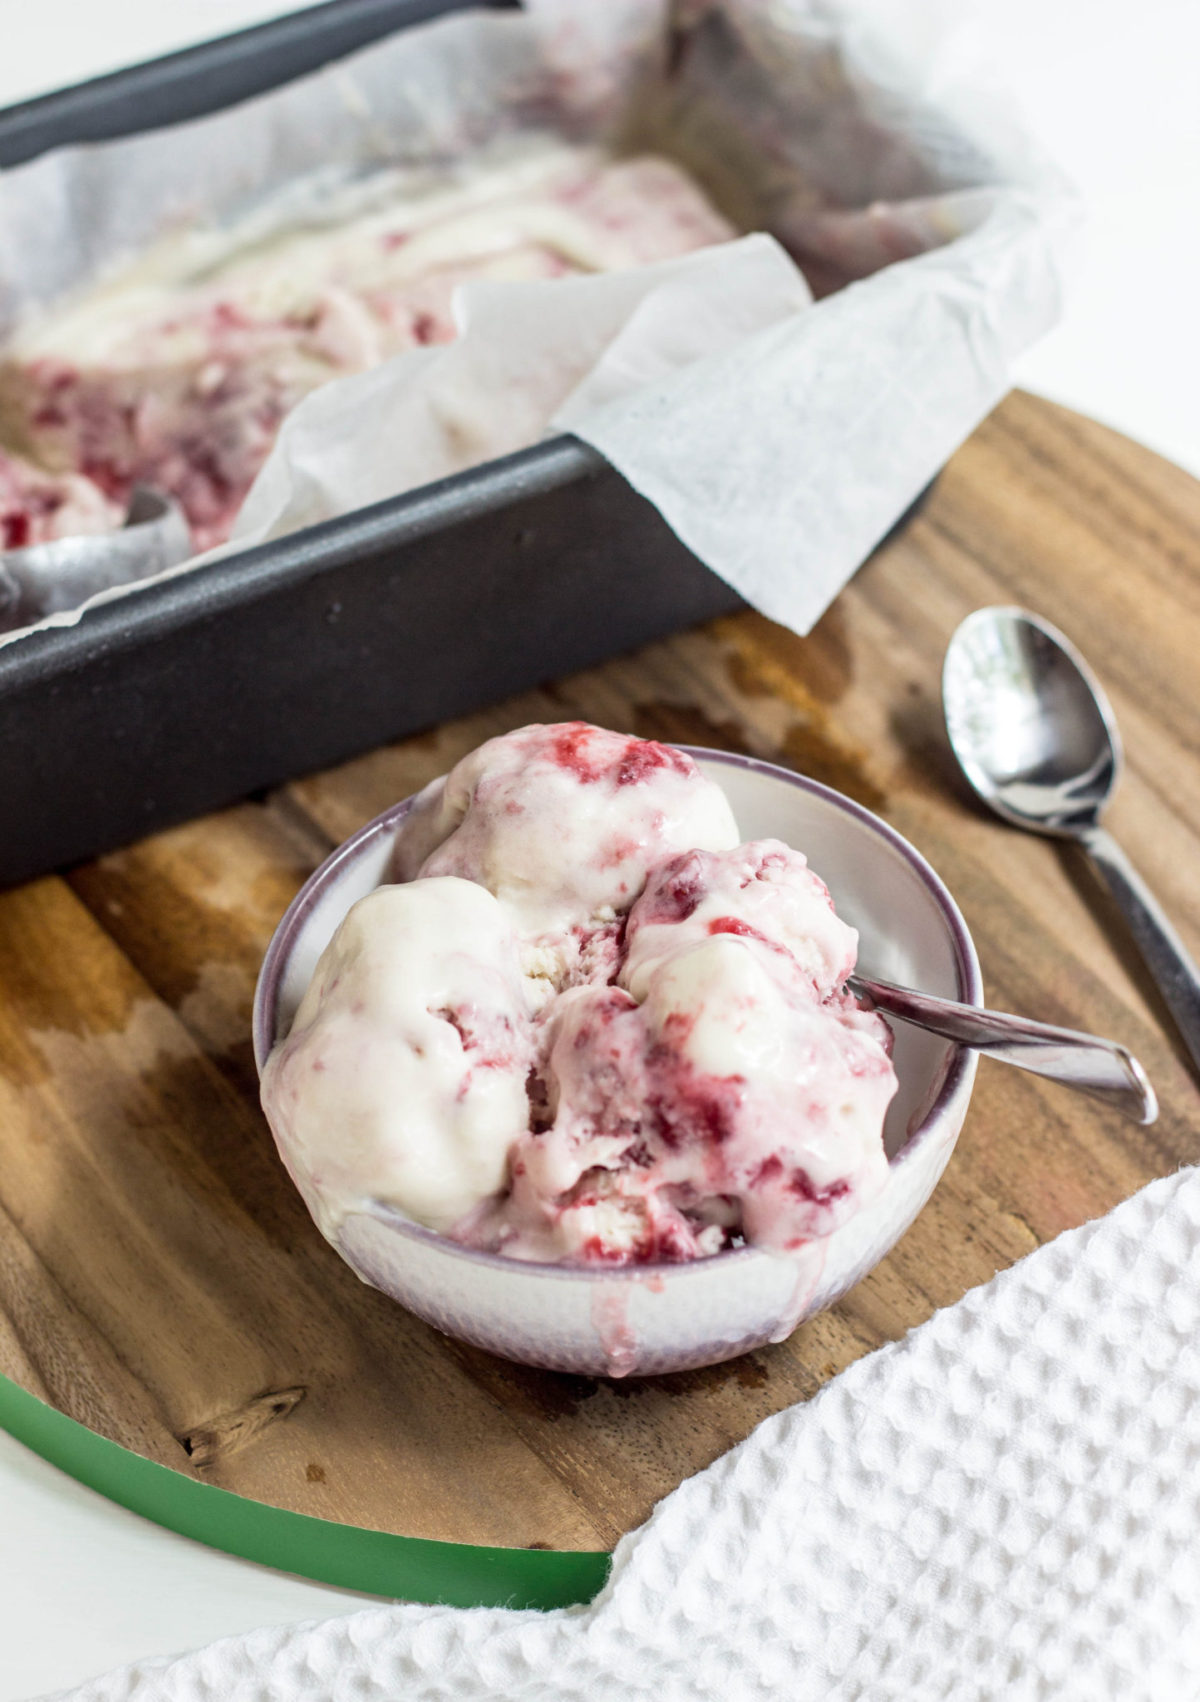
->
[0,0,741,888]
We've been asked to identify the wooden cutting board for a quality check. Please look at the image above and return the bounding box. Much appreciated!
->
[2,391,1198,1580]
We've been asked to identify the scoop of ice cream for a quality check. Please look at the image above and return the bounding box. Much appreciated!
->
[471,930,895,1264]
[394,722,740,995]
[259,877,533,1236]
[459,982,728,1264]
[621,839,859,1003]
[640,938,894,1250]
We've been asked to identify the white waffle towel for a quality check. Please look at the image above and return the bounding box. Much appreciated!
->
[45,1165,1200,1702]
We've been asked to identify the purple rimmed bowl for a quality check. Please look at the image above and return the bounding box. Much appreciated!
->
[254,749,981,1377]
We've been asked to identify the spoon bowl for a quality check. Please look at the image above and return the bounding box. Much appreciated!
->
[943,606,1120,833]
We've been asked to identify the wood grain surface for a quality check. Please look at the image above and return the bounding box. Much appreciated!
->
[2,390,1198,1552]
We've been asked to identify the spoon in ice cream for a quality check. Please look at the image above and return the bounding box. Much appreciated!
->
[942,605,1200,1079]
[0,486,191,632]
[849,971,1155,1124]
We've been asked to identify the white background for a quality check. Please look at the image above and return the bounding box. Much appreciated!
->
[0,2,1198,1697]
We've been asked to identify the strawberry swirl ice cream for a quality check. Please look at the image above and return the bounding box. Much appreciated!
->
[1,146,736,551]
[261,724,898,1268]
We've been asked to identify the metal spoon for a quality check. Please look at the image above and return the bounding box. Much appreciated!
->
[0,485,191,633]
[849,971,1156,1124]
[943,606,1200,1076]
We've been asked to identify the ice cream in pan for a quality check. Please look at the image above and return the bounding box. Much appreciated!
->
[0,145,736,552]
[261,723,898,1269]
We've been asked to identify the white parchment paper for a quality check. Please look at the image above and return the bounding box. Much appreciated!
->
[0,0,1077,648]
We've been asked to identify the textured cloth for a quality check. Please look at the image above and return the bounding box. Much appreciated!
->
[47,1167,1200,1702]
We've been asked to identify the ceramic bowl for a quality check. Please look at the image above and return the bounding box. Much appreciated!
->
[254,749,981,1377]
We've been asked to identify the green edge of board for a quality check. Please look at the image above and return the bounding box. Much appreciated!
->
[0,1371,611,1611]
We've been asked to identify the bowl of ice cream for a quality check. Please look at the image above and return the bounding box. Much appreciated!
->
[254,725,981,1376]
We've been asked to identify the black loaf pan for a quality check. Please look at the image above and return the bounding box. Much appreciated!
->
[0,0,742,888]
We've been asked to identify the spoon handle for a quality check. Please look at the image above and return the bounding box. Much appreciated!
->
[849,973,1157,1124]
[1077,823,1200,1077]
